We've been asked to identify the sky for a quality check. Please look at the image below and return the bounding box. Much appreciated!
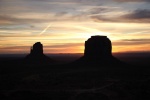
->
[0,0,150,54]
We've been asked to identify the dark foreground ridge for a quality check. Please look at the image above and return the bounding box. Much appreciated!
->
[73,35,125,66]
[24,42,55,64]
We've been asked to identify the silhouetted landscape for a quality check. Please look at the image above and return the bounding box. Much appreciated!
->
[0,36,150,100]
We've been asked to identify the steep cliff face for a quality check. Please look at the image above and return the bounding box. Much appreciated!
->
[84,36,112,58]
[30,42,43,56]
[25,42,54,64]
[73,35,124,66]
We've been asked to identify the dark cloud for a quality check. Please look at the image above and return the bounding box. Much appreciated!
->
[123,9,150,19]
[114,0,150,3]
[91,16,117,23]
[0,15,18,24]
[0,0,77,16]
[91,9,150,23]
[88,7,112,14]
[0,11,96,25]
[1,0,103,5]
[113,39,150,46]
[55,12,68,17]
[0,1,149,24]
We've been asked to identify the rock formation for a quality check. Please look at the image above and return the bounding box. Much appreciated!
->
[84,36,112,58]
[30,42,43,56]
[25,42,54,64]
[73,35,124,66]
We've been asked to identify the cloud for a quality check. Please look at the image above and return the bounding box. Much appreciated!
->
[122,39,150,42]
[0,15,18,25]
[91,16,117,22]
[91,9,150,23]
[123,9,150,19]
[0,0,121,25]
[113,39,150,46]
[0,15,48,25]
[0,13,86,25]
[121,9,150,23]
[114,0,150,3]
[87,7,113,15]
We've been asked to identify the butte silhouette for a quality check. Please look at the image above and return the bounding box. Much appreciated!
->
[73,35,124,66]
[24,42,54,64]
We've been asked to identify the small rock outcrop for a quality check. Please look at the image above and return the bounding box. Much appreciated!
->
[73,35,124,66]
[25,42,54,64]
[30,42,43,56]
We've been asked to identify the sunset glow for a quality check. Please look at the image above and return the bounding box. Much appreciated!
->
[0,0,150,54]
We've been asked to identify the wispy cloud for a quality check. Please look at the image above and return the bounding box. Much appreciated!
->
[91,9,150,23]
[113,39,150,46]
[121,39,150,42]
[0,14,49,25]
[114,0,150,3]
[122,9,150,19]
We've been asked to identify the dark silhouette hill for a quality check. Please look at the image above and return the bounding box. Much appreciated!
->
[24,42,55,64]
[73,35,125,66]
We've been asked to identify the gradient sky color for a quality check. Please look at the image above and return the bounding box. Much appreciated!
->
[0,0,150,54]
